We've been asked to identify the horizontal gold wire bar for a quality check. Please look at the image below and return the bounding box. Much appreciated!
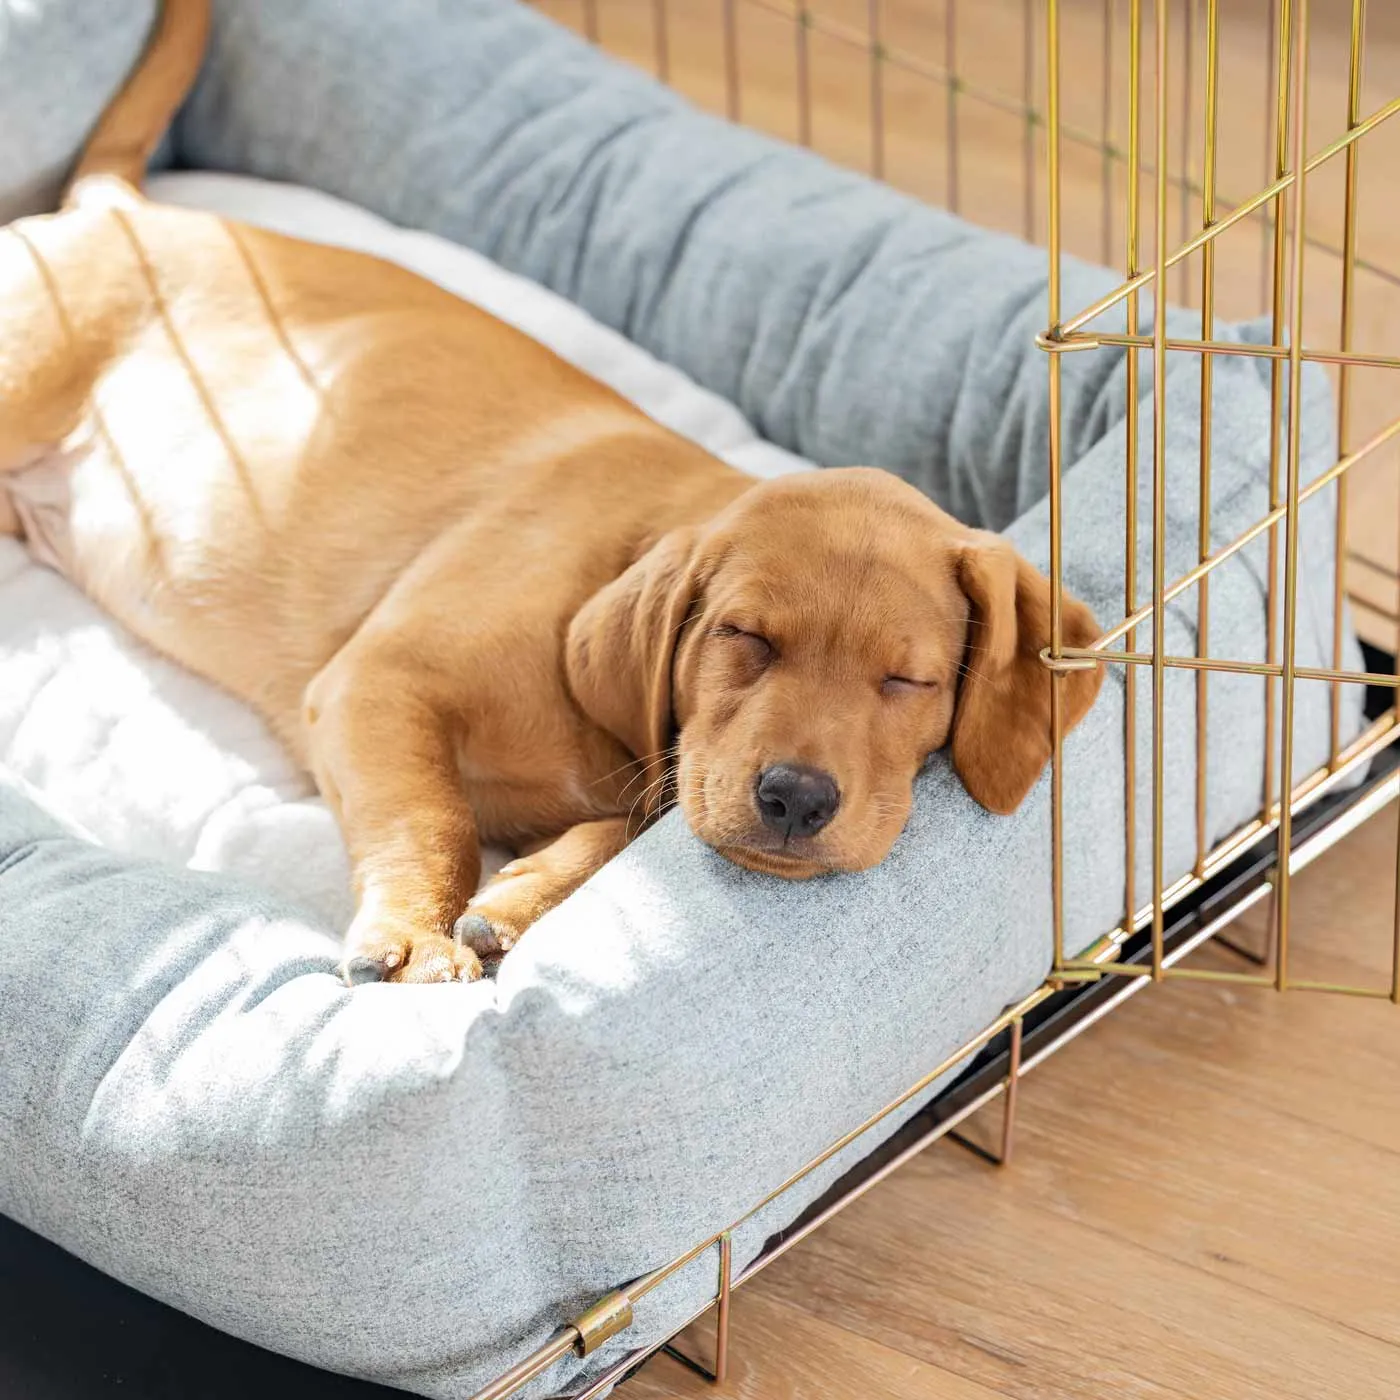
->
[1279,660,1384,687]
[471,1332,577,1400]
[1287,977,1396,997]
[1093,413,1400,650]
[1073,963,1396,998]
[1066,646,1399,687]
[1056,92,1400,337]
[1079,963,1262,983]
[1052,331,1400,371]
[1059,961,1149,978]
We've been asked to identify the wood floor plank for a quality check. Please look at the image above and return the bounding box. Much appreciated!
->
[937,1009,1400,1343]
[624,1292,1007,1400]
[757,1163,1400,1400]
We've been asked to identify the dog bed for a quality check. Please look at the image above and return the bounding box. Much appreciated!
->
[0,2,1362,1397]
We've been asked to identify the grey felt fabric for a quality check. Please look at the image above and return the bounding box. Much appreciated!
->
[0,1,1364,1398]
[0,0,156,221]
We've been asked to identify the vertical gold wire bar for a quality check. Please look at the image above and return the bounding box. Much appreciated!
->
[869,0,885,178]
[1388,8,1400,1008]
[1258,0,1292,966]
[652,0,669,82]
[1150,0,1168,982]
[1124,0,1141,932]
[947,0,961,212]
[796,5,812,148]
[1101,0,1113,266]
[1275,0,1309,995]
[583,0,599,43]
[1362,5,1400,1010]
[1393,817,1400,1003]
[1195,0,1219,877]
[722,0,741,121]
[1331,0,1364,765]
[1024,0,1036,241]
[1000,1017,1024,1164]
[1261,0,1278,311]
[1179,0,1194,305]
[1263,0,1293,825]
[1047,0,1066,972]
[714,1233,733,1383]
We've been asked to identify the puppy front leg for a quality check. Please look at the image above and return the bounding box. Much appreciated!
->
[455,818,632,958]
[304,651,483,985]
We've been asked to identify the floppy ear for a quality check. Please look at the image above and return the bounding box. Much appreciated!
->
[951,533,1104,815]
[565,527,703,808]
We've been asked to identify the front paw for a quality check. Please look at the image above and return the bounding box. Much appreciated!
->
[342,924,482,985]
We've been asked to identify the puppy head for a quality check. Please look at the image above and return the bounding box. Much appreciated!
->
[566,468,1103,876]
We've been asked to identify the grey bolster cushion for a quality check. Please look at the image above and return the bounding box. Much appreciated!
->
[0,0,1361,1397]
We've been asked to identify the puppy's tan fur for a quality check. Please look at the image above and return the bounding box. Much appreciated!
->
[0,0,1103,982]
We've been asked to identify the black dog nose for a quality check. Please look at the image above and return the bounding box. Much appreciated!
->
[755,763,841,838]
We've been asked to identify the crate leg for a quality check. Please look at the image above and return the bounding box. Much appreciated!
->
[1216,875,1276,966]
[949,1016,1023,1167]
[661,1232,732,1384]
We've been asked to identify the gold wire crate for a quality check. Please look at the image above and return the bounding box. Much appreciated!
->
[474,1,1400,1394]
[1041,0,1400,999]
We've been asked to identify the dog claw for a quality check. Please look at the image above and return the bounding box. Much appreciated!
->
[454,912,501,958]
[344,955,388,986]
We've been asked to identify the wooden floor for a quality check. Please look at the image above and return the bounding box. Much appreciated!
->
[627,807,1400,1399]
[515,1,1400,1396]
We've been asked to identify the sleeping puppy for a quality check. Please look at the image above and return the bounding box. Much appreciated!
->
[0,0,1104,983]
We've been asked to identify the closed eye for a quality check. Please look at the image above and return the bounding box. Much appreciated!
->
[713,622,776,662]
[882,675,939,696]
